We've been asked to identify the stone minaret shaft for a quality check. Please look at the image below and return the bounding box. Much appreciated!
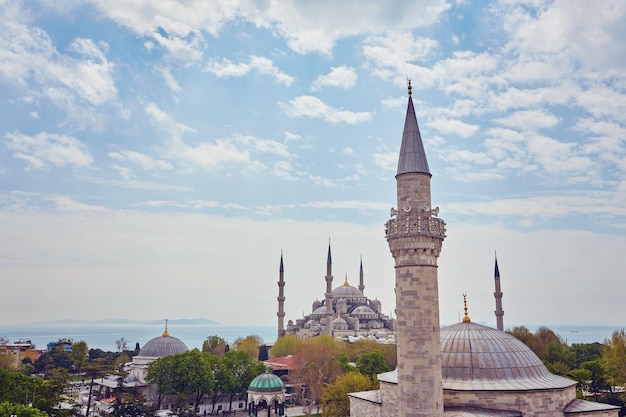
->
[324,243,334,334]
[385,82,446,417]
[358,257,365,294]
[494,254,504,331]
[277,253,286,338]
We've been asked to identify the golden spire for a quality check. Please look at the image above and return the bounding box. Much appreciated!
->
[344,273,349,286]
[162,318,170,337]
[407,78,412,96]
[462,294,471,323]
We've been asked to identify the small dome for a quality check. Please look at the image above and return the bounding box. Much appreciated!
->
[248,370,285,393]
[440,322,576,391]
[332,316,349,330]
[138,327,188,358]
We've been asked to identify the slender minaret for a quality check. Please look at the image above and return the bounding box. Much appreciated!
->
[324,242,334,334]
[385,80,446,417]
[358,256,365,294]
[277,252,286,338]
[494,252,504,331]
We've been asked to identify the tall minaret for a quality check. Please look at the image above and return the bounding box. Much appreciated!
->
[385,81,446,417]
[358,256,365,294]
[277,252,286,338]
[494,253,504,331]
[324,242,334,334]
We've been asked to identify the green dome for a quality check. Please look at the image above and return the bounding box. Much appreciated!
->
[248,370,285,392]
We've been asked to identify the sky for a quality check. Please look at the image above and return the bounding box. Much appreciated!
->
[1,0,626,332]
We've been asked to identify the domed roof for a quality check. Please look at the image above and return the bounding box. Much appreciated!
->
[440,322,576,391]
[332,316,348,330]
[352,306,376,315]
[248,370,285,393]
[332,276,364,298]
[138,326,188,358]
[312,306,326,315]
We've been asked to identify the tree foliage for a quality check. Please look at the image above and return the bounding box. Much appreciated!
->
[355,350,390,378]
[71,341,89,375]
[234,335,263,360]
[603,328,626,387]
[0,401,49,417]
[320,372,376,417]
[203,335,228,357]
[291,338,342,414]
[270,334,305,358]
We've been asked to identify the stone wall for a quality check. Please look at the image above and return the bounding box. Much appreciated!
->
[444,386,576,416]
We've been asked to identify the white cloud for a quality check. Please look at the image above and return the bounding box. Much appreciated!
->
[280,95,373,124]
[373,151,397,171]
[427,118,479,138]
[0,4,117,125]
[493,110,560,131]
[311,66,357,90]
[205,55,294,86]
[51,196,108,213]
[109,150,173,171]
[5,131,93,170]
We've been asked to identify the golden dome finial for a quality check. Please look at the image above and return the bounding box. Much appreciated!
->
[407,78,412,96]
[462,294,471,323]
[162,318,170,337]
[344,273,349,286]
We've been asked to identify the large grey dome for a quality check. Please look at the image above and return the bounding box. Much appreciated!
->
[332,283,363,298]
[440,322,575,391]
[138,330,188,358]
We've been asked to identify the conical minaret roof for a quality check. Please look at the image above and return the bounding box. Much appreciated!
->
[397,80,430,176]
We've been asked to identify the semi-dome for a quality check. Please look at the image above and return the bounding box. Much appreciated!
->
[352,305,376,315]
[440,322,576,391]
[248,370,285,393]
[138,327,188,358]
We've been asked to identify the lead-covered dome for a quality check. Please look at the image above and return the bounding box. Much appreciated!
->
[138,328,188,358]
[248,370,285,393]
[332,284,363,298]
[440,322,575,391]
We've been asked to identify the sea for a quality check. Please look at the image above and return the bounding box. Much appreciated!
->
[0,323,621,352]
[0,323,277,352]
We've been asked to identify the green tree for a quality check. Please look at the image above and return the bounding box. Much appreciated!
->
[580,359,610,398]
[221,350,266,413]
[33,347,73,376]
[146,355,175,409]
[234,335,263,360]
[270,334,305,358]
[320,372,376,417]
[603,329,626,387]
[173,350,215,415]
[0,401,49,417]
[71,340,89,375]
[203,335,228,357]
[355,350,390,379]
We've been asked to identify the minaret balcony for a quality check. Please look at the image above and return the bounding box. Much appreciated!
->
[385,215,446,240]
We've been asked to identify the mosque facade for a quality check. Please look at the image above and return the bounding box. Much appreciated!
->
[278,248,396,340]
[347,83,618,417]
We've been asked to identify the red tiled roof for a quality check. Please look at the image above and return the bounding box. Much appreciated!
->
[264,355,296,371]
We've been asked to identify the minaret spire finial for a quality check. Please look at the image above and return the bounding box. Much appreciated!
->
[163,318,170,337]
[407,78,412,96]
[462,294,471,323]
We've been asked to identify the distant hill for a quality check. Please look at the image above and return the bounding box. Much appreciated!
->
[30,318,219,326]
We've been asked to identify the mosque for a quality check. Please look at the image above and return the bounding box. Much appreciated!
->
[346,82,618,417]
[277,248,396,339]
